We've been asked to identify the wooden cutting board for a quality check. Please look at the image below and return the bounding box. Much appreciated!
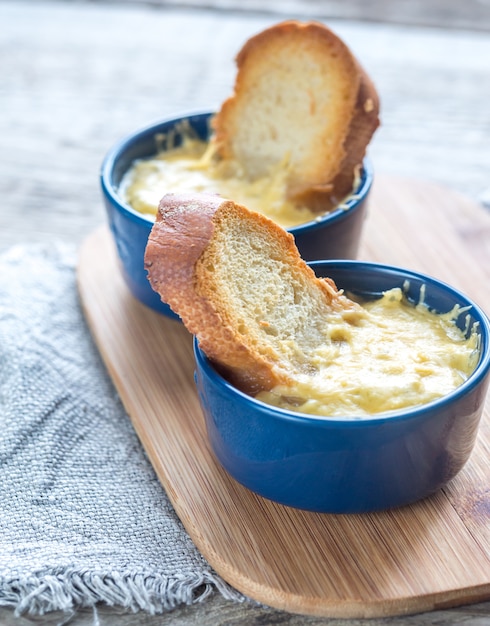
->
[77,175,490,619]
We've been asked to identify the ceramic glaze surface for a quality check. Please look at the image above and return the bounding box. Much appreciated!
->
[194,261,490,513]
[100,112,373,316]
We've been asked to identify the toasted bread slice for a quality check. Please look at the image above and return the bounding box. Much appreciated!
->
[211,20,380,211]
[144,192,360,394]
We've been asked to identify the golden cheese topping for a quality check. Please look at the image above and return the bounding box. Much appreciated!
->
[120,137,324,228]
[256,288,479,418]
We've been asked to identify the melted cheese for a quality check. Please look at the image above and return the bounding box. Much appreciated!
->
[255,288,479,418]
[120,137,322,228]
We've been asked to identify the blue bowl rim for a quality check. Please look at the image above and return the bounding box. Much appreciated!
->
[194,259,490,429]
[100,109,373,233]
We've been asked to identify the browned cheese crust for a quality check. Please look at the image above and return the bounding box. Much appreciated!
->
[144,192,357,394]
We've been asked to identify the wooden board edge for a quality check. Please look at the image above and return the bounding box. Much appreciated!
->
[76,174,490,618]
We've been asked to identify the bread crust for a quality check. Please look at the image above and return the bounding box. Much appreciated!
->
[293,53,380,210]
[211,20,380,212]
[144,192,355,393]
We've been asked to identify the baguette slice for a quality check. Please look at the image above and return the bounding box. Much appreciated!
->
[144,192,360,394]
[211,20,380,211]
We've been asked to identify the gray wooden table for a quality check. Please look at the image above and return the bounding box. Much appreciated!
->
[1,1,490,623]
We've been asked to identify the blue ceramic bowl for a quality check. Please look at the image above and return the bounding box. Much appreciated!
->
[194,260,490,513]
[100,112,373,318]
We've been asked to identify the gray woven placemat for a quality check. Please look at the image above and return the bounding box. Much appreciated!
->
[0,242,242,617]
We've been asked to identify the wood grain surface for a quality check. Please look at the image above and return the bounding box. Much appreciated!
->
[125,0,490,32]
[77,176,490,619]
[2,0,490,623]
[2,1,490,257]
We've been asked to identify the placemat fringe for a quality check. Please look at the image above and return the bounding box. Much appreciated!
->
[1,570,242,617]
